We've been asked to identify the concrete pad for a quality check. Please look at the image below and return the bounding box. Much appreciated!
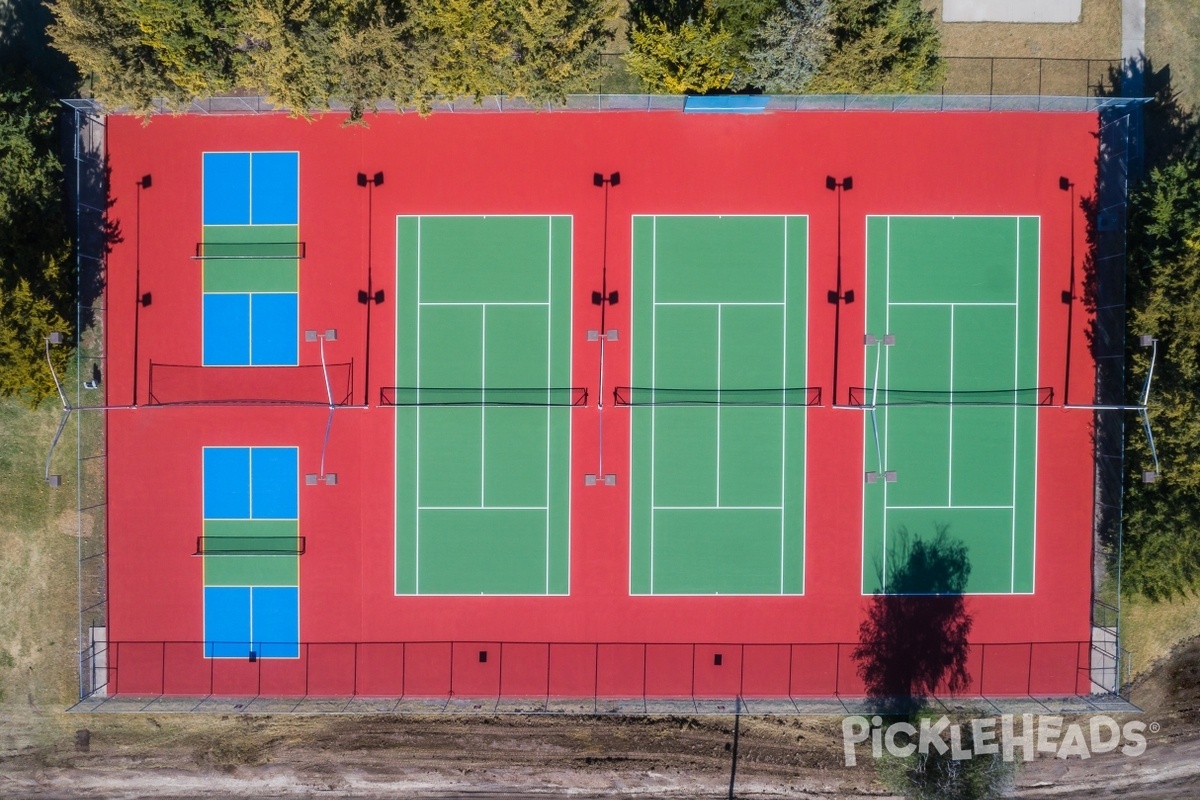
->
[943,0,1081,23]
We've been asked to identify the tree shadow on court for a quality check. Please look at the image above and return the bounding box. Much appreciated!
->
[853,524,973,717]
[75,153,122,333]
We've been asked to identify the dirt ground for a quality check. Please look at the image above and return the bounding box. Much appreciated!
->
[3,638,1200,799]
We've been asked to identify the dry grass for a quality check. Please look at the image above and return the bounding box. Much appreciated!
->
[1146,0,1200,111]
[1123,592,1200,679]
[0,398,85,752]
[924,0,1122,60]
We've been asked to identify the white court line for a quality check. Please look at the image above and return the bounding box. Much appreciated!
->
[418,506,549,511]
[545,217,552,594]
[480,304,487,507]
[888,302,1017,309]
[415,219,422,592]
[882,217,892,592]
[780,217,788,594]
[650,217,657,593]
[1011,218,1020,592]
[875,215,1035,595]
[653,505,784,511]
[716,305,722,506]
[887,505,1014,510]
[1031,217,1042,595]
[643,216,799,594]
[409,216,567,596]
[418,301,549,306]
[948,305,955,506]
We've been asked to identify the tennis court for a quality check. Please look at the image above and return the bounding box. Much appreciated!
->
[392,216,575,595]
[859,216,1042,595]
[626,216,810,595]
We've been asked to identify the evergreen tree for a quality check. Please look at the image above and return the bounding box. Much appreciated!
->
[1122,158,1200,600]
[235,0,339,115]
[329,4,418,121]
[47,0,237,111]
[623,14,742,94]
[0,83,72,406]
[807,0,943,93]
[745,0,833,93]
[506,0,616,104]
[410,0,615,109]
[407,0,507,105]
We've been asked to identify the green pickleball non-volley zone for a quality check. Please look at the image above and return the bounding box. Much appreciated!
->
[627,216,809,595]
[393,216,573,595]
[861,216,1042,595]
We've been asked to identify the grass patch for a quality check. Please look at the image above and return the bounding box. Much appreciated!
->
[926,0,1121,60]
[1146,0,1200,111]
[1122,592,1200,679]
[0,397,83,741]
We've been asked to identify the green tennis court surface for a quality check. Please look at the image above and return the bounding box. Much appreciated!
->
[863,216,1040,595]
[629,216,808,595]
[394,216,572,595]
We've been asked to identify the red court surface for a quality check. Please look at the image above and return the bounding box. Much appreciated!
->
[103,109,1099,698]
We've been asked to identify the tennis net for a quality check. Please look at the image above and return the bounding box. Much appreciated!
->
[613,386,822,407]
[195,536,306,556]
[846,386,1055,407]
[380,386,589,407]
[193,241,306,259]
[147,361,354,406]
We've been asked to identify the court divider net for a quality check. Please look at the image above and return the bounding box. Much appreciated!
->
[846,386,1054,407]
[147,361,354,406]
[612,386,821,407]
[380,386,589,407]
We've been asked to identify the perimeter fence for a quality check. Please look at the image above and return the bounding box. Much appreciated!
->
[72,638,1139,715]
[64,99,110,702]
[1085,105,1143,697]
[67,93,1144,118]
[62,92,1144,707]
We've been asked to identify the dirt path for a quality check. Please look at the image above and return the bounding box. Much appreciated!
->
[5,638,1200,798]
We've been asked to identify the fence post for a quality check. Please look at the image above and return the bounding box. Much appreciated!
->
[1027,643,1034,696]
[978,643,986,696]
[834,643,841,695]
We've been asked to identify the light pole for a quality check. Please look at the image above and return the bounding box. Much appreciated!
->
[304,328,340,486]
[44,332,68,487]
[591,171,621,338]
[1059,176,1075,405]
[356,172,385,406]
[133,174,152,406]
[586,172,620,488]
[826,175,854,407]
